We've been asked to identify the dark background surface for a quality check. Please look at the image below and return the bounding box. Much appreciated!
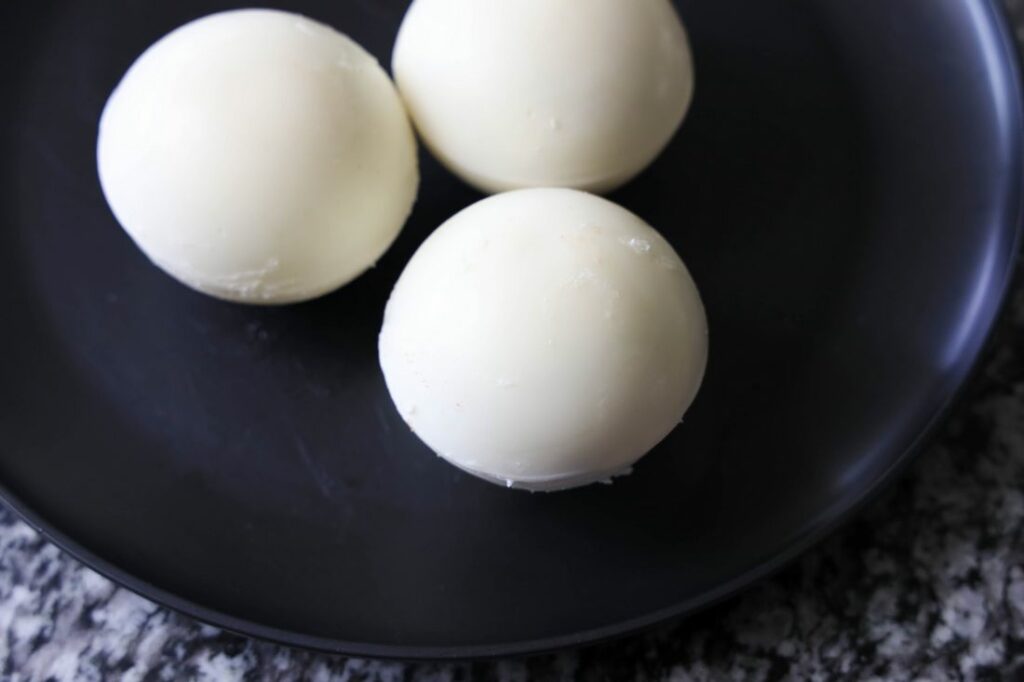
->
[0,0,1023,678]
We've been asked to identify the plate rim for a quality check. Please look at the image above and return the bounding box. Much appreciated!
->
[1,0,1022,660]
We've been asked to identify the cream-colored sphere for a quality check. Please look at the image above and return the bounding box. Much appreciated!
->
[392,0,693,194]
[379,189,708,491]
[98,10,418,304]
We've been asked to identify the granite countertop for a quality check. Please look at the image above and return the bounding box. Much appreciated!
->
[5,8,1024,682]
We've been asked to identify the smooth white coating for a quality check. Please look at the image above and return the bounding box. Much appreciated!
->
[379,189,708,491]
[98,10,418,304]
[392,0,693,195]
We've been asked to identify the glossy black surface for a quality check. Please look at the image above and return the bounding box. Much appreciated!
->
[0,0,1020,659]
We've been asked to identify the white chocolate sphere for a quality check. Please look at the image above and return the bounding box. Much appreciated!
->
[379,189,708,491]
[98,10,418,304]
[392,0,693,194]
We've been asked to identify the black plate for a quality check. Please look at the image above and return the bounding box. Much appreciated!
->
[0,0,1021,659]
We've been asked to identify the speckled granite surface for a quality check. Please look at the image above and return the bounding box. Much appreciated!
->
[5,10,1024,682]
